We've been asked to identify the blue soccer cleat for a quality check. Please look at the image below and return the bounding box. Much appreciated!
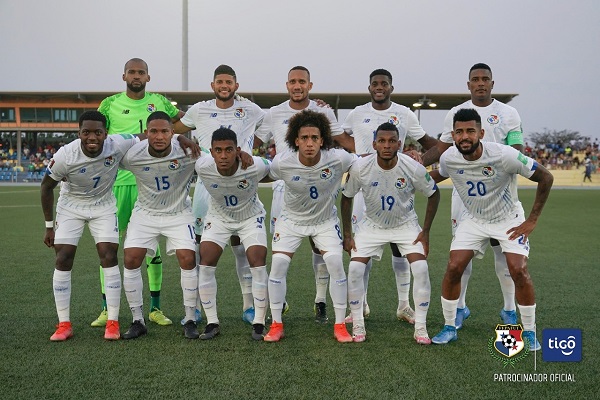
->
[242,307,255,324]
[499,309,518,325]
[455,306,471,330]
[523,330,541,351]
[432,325,458,344]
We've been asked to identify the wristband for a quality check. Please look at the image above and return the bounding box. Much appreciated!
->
[45,221,54,229]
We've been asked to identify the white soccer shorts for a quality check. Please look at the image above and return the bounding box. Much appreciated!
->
[124,210,196,256]
[271,217,343,254]
[201,211,268,250]
[54,205,119,245]
[351,218,425,260]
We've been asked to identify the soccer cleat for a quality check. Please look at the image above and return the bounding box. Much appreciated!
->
[242,307,255,325]
[264,322,284,342]
[123,320,148,340]
[251,324,266,341]
[523,330,541,351]
[183,320,199,339]
[90,308,108,327]
[149,309,173,326]
[314,302,329,324]
[180,308,203,326]
[396,306,416,324]
[104,320,120,340]
[500,309,518,325]
[455,306,471,330]
[50,322,73,341]
[199,323,220,340]
[352,323,367,343]
[266,302,289,323]
[344,303,371,323]
[414,327,432,345]
[334,323,353,343]
[432,325,458,344]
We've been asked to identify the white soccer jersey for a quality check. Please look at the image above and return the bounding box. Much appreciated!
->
[438,142,537,223]
[440,99,523,145]
[343,153,437,228]
[342,102,426,154]
[195,155,270,222]
[254,100,344,156]
[120,139,196,215]
[180,98,265,153]
[270,149,357,225]
[48,134,138,211]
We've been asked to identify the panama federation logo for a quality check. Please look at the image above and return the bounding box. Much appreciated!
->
[237,179,250,189]
[487,114,499,125]
[147,103,156,113]
[104,156,115,167]
[234,108,246,119]
[482,166,494,177]
[168,160,180,170]
[395,177,407,189]
[320,168,332,179]
[488,324,530,367]
[204,222,211,230]
[388,115,400,126]
[273,233,280,242]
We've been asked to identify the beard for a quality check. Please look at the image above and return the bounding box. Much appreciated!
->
[215,91,235,102]
[127,82,145,93]
[456,140,481,155]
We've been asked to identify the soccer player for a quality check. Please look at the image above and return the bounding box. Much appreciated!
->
[194,127,272,340]
[341,122,440,344]
[41,111,139,341]
[253,66,355,323]
[264,110,356,343]
[119,112,199,339]
[174,65,265,325]
[422,63,525,329]
[341,68,439,323]
[430,108,553,350]
[95,58,186,328]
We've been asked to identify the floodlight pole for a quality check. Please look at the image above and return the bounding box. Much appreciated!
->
[182,0,189,91]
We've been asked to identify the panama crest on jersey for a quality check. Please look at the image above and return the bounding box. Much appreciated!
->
[395,177,407,189]
[104,156,115,167]
[168,160,180,170]
[389,115,400,126]
[237,179,250,190]
[482,166,494,177]
[147,104,156,113]
[234,108,246,119]
[320,168,332,179]
[487,114,499,125]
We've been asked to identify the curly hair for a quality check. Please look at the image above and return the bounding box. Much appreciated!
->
[285,110,333,151]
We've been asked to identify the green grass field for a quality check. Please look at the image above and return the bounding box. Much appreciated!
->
[0,186,597,399]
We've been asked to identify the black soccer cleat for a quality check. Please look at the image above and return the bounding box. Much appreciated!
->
[251,323,266,341]
[122,320,148,340]
[183,320,199,339]
[314,302,329,324]
[199,323,220,340]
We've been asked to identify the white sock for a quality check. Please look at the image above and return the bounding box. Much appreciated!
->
[323,252,347,324]
[492,245,516,311]
[103,265,121,321]
[250,266,268,325]
[457,261,472,309]
[518,303,536,331]
[124,267,144,322]
[363,259,372,306]
[181,267,198,322]
[269,253,290,323]
[348,261,366,323]
[410,260,431,330]
[393,256,410,310]
[198,265,218,325]
[313,252,329,303]
[441,296,459,327]
[53,269,71,323]
[232,244,253,310]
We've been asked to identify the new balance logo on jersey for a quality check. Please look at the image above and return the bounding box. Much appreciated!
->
[122,109,130,114]
[371,182,379,186]
[211,184,218,188]
[292,176,300,181]
[210,113,218,118]
[362,118,371,123]
[143,167,150,171]
[79,168,86,174]
[457,169,464,174]
[283,119,290,125]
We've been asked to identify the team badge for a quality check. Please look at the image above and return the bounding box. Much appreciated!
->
[204,222,212,230]
[168,160,180,170]
[320,168,332,179]
[395,177,407,189]
[147,104,156,113]
[104,156,115,167]
[388,115,400,126]
[234,108,246,119]
[273,233,280,242]
[488,324,529,367]
[48,160,55,170]
[351,215,358,225]
[237,179,250,189]
[482,166,494,177]
[487,114,499,125]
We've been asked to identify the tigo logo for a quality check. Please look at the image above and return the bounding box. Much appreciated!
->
[542,328,582,362]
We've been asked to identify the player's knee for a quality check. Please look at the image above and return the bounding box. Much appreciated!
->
[446,260,466,283]
[510,265,532,287]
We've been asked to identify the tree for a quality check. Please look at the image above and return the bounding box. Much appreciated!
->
[527,128,584,147]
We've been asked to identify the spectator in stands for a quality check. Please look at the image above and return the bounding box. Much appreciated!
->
[583,157,593,182]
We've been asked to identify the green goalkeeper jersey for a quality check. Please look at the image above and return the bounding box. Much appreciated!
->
[98,92,179,186]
